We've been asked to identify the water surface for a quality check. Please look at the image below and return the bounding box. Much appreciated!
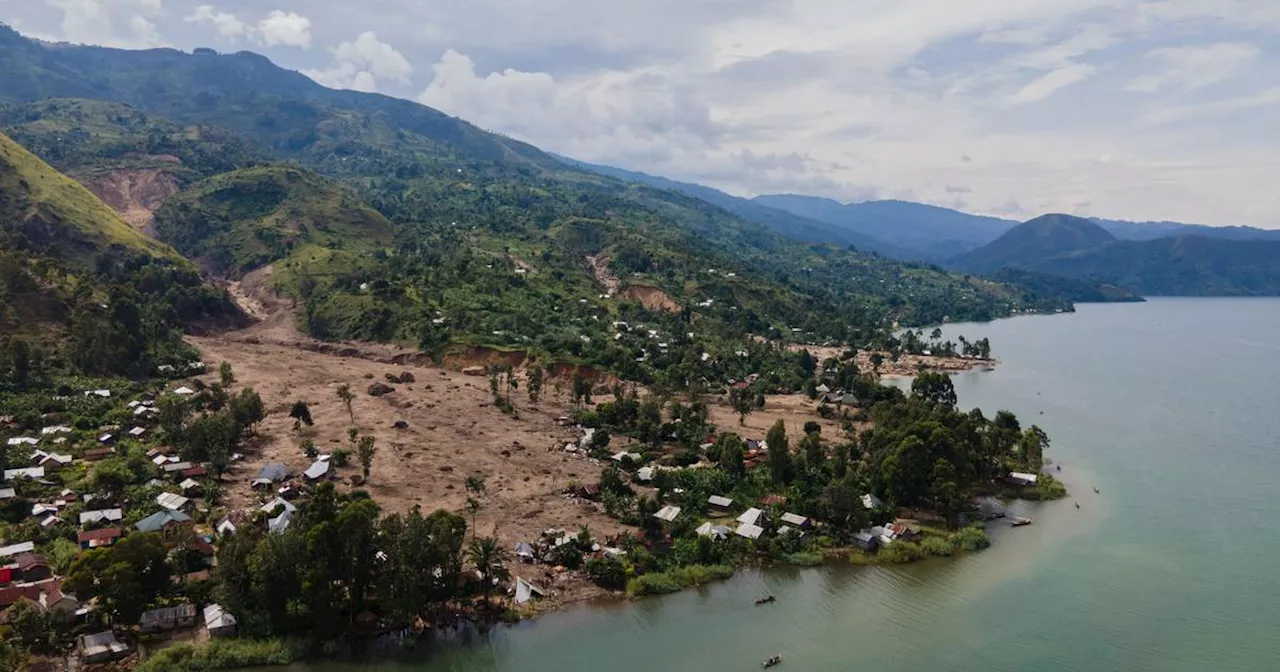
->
[295,298,1280,671]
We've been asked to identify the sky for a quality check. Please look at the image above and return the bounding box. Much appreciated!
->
[3,0,1280,228]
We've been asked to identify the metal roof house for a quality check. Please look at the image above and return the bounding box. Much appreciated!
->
[861,493,885,510]
[735,523,764,540]
[779,513,810,528]
[140,603,197,633]
[737,507,766,526]
[1006,472,1039,487]
[707,495,734,509]
[653,505,682,522]
[156,492,191,511]
[135,509,191,533]
[204,604,238,638]
[79,631,128,663]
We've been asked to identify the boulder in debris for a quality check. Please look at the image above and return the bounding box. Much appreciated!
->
[393,419,409,429]
[367,382,395,396]
[462,366,485,376]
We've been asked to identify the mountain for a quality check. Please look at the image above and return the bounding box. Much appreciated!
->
[954,213,1280,296]
[754,194,1017,260]
[153,165,394,276]
[1095,218,1280,242]
[0,129,236,375]
[551,156,905,257]
[952,214,1118,275]
[987,268,1143,304]
[0,27,1076,377]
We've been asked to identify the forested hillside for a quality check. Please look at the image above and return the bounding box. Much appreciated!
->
[0,26,1074,385]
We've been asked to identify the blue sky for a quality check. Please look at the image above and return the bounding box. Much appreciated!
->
[5,0,1280,227]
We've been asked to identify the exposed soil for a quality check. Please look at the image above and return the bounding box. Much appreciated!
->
[79,168,181,236]
[586,253,619,295]
[786,344,996,379]
[187,294,628,608]
[707,393,850,443]
[620,284,681,313]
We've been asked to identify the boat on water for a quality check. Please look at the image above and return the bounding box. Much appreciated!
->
[762,654,783,668]
[755,595,776,605]
[1010,517,1033,527]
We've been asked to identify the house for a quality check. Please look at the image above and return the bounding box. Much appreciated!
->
[609,451,642,463]
[695,522,730,540]
[779,512,811,528]
[78,527,123,550]
[3,467,44,481]
[156,492,191,511]
[79,508,124,525]
[180,465,208,479]
[79,631,129,663]
[777,525,804,539]
[38,515,63,529]
[653,505,681,522]
[304,459,331,481]
[173,386,196,396]
[573,483,601,500]
[761,494,788,506]
[513,577,545,605]
[735,523,764,540]
[0,542,35,558]
[815,383,831,394]
[216,519,238,537]
[707,495,734,510]
[852,530,879,551]
[139,603,197,633]
[253,463,290,487]
[97,433,115,445]
[179,478,202,493]
[32,451,73,471]
[261,497,297,515]
[15,554,52,582]
[0,487,14,500]
[135,509,192,534]
[737,507,767,527]
[128,427,147,438]
[162,461,194,474]
[84,389,111,398]
[6,437,38,447]
[204,604,238,638]
[82,448,112,462]
[268,509,293,535]
[1007,472,1039,487]
[636,466,656,482]
[39,586,79,617]
[861,493,885,510]
[514,542,536,563]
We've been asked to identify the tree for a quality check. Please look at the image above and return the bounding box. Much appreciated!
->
[929,458,963,527]
[911,371,957,408]
[219,361,235,387]
[715,433,746,480]
[729,386,754,426]
[230,388,266,433]
[289,400,314,431]
[336,384,355,424]
[357,435,377,480]
[800,431,825,473]
[157,395,189,439]
[8,337,31,389]
[1019,425,1049,471]
[467,536,511,611]
[869,352,885,373]
[302,438,318,459]
[766,419,792,485]
[527,365,544,405]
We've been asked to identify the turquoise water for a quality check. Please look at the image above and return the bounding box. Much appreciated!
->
[295,298,1280,671]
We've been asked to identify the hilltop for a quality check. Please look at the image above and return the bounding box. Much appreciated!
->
[952,214,1118,275]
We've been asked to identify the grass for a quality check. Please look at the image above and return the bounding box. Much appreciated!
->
[783,551,825,567]
[0,130,179,263]
[132,638,305,672]
[626,564,735,597]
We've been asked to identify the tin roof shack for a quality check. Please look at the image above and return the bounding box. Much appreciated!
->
[653,505,681,523]
[204,604,237,638]
[78,527,123,550]
[14,553,52,582]
[139,603,197,633]
[1006,472,1039,487]
[852,530,879,551]
[707,495,734,511]
[79,631,129,664]
[135,510,192,537]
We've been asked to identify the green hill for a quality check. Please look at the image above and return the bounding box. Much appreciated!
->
[153,165,394,276]
[0,27,1080,383]
[953,214,1118,275]
[0,130,237,378]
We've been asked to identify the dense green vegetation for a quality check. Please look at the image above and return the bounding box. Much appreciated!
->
[153,165,393,275]
[0,130,237,378]
[953,214,1120,275]
[989,268,1144,304]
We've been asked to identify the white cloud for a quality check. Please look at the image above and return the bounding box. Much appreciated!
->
[185,5,249,40]
[1126,42,1259,93]
[257,10,311,48]
[1005,63,1097,105]
[1141,87,1280,126]
[304,32,412,92]
[42,0,165,48]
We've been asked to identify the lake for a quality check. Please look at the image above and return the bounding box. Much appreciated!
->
[291,298,1280,671]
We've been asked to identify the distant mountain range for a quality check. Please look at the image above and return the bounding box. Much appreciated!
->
[952,214,1280,296]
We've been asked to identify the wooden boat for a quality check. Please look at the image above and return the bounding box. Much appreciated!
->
[1010,517,1033,527]
[762,654,783,668]
[755,595,776,605]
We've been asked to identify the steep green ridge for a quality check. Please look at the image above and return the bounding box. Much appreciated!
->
[0,129,175,263]
[551,155,906,257]
[952,214,1118,275]
[0,97,261,180]
[153,165,393,275]
[988,268,1143,304]
[0,130,237,377]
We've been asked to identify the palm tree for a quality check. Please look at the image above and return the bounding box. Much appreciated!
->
[465,475,486,540]
[468,536,510,612]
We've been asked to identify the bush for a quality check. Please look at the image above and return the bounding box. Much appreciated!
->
[331,449,351,467]
[585,557,628,591]
[949,525,991,551]
[877,541,923,564]
[783,551,824,567]
[918,536,955,557]
[133,638,304,672]
[625,564,734,597]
